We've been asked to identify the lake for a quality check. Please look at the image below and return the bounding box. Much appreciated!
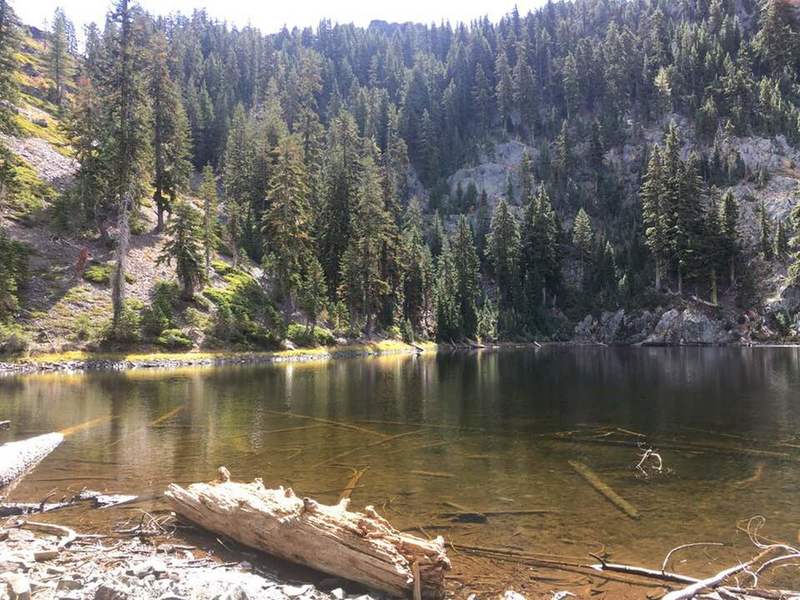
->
[2,347,800,597]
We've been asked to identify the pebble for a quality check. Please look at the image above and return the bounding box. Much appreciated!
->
[281,584,312,598]
[330,588,345,600]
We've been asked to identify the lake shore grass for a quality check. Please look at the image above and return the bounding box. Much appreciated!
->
[0,340,443,375]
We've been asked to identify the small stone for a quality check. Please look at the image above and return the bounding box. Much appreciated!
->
[94,583,130,600]
[281,584,312,598]
[331,588,345,600]
[215,585,249,600]
[56,579,81,591]
[503,591,526,600]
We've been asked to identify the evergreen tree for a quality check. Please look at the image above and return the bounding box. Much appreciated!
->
[495,50,513,131]
[298,255,327,331]
[434,236,460,341]
[149,30,191,232]
[0,0,20,132]
[104,0,153,334]
[521,187,560,312]
[339,153,393,334]
[47,8,74,107]
[759,201,773,260]
[158,200,204,300]
[789,187,800,283]
[572,208,594,288]
[512,42,536,132]
[222,104,252,267]
[262,136,313,307]
[486,199,521,311]
[402,198,434,337]
[199,165,218,279]
[754,0,800,74]
[718,190,740,286]
[452,216,480,339]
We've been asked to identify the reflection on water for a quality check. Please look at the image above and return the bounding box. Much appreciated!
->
[2,347,800,593]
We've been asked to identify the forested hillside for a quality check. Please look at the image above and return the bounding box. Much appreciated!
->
[1,0,800,355]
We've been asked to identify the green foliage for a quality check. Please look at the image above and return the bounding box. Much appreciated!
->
[0,322,30,355]
[158,200,205,300]
[0,227,27,321]
[141,280,179,337]
[156,328,193,350]
[286,322,334,347]
[102,300,142,344]
[203,270,282,348]
[83,262,135,285]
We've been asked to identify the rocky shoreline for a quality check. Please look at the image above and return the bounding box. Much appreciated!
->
[0,525,366,600]
[0,344,433,376]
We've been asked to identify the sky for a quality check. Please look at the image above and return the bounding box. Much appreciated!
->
[16,0,545,36]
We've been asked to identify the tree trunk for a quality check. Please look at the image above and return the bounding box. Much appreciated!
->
[655,260,662,291]
[0,433,64,495]
[111,195,131,334]
[677,266,683,295]
[165,477,450,598]
[730,257,736,288]
[711,268,718,306]
[154,190,165,233]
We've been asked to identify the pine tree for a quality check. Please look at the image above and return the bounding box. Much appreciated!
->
[222,104,252,267]
[262,136,313,307]
[759,201,773,260]
[789,187,800,283]
[486,199,521,311]
[452,216,480,339]
[774,219,789,258]
[0,0,20,132]
[298,254,327,331]
[495,50,514,131]
[434,236,461,341]
[339,153,393,334]
[754,0,800,74]
[158,200,204,300]
[149,30,191,232]
[572,208,594,289]
[521,187,560,311]
[47,8,74,108]
[199,165,218,280]
[402,198,434,337]
[472,63,492,137]
[718,190,740,286]
[104,0,153,334]
[519,150,533,204]
[512,42,536,132]
[319,111,360,296]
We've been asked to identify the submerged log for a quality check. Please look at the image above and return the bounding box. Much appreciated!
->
[568,460,640,519]
[0,433,64,493]
[165,475,450,598]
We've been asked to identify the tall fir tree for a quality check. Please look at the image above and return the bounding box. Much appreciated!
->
[158,200,204,300]
[486,199,521,312]
[149,30,191,231]
[572,208,594,289]
[199,165,218,279]
[452,216,480,339]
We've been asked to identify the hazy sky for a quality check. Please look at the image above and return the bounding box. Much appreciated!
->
[16,0,544,36]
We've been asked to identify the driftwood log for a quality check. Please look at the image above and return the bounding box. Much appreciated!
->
[0,433,64,493]
[165,474,450,598]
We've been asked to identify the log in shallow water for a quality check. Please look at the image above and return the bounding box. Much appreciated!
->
[165,474,450,598]
[0,432,64,494]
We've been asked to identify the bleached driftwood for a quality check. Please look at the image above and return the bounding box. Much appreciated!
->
[0,433,64,493]
[165,474,450,598]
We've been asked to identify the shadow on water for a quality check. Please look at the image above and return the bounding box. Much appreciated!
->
[2,346,800,595]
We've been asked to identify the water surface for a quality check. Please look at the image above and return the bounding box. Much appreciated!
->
[2,347,800,596]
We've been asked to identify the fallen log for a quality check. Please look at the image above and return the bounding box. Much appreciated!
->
[0,432,64,493]
[568,460,640,519]
[0,420,10,429]
[165,473,450,598]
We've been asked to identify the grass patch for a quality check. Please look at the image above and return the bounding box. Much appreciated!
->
[1,154,55,216]
[83,262,135,285]
[12,111,70,150]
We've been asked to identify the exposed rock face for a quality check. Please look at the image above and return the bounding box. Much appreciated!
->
[644,307,735,346]
[447,140,531,204]
[0,134,78,191]
[597,309,625,344]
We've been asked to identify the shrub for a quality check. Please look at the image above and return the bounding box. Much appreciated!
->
[211,259,234,276]
[0,323,30,355]
[204,271,282,348]
[286,322,335,347]
[141,281,179,337]
[84,262,136,285]
[386,325,402,340]
[156,328,193,350]
[0,229,28,321]
[102,301,141,344]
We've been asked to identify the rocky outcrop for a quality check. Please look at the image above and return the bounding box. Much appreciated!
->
[447,140,531,205]
[644,306,735,346]
[574,305,738,346]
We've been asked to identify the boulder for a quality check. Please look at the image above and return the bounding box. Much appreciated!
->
[620,310,657,345]
[597,309,625,344]
[645,307,734,346]
[573,315,596,342]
